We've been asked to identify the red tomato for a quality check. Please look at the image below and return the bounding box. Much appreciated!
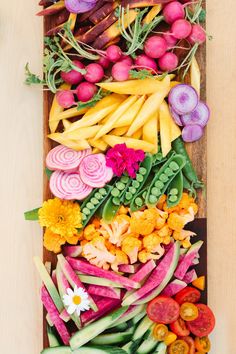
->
[183,336,195,354]
[175,287,201,305]
[170,318,190,336]
[187,304,216,337]
[147,296,180,324]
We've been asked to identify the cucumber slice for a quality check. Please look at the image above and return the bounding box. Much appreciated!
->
[133,316,153,341]
[122,341,133,354]
[155,342,167,353]
[91,328,134,345]
[109,305,145,329]
[41,347,127,354]
[47,326,60,348]
[69,307,128,350]
[41,347,71,354]
[75,273,124,288]
[136,326,158,354]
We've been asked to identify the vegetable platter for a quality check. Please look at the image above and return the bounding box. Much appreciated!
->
[25,0,215,353]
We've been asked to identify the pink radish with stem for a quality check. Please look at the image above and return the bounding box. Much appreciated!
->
[106,45,122,63]
[76,82,97,102]
[111,62,131,82]
[61,60,85,85]
[97,56,110,69]
[56,90,75,108]
[119,55,133,66]
[84,63,104,83]
[134,54,158,73]
[171,19,192,39]
[158,52,179,71]
[144,36,168,59]
[188,24,206,44]
[163,1,185,24]
[163,31,178,49]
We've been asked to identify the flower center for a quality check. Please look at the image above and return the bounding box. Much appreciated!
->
[57,215,64,222]
[72,295,81,305]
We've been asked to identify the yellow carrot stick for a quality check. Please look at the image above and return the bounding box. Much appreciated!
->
[159,101,172,157]
[48,133,90,151]
[143,5,162,24]
[89,138,108,151]
[62,119,72,130]
[92,148,102,154]
[55,106,88,121]
[142,112,158,153]
[63,125,102,140]
[111,126,129,136]
[114,95,146,128]
[127,76,170,136]
[131,127,143,139]
[49,83,71,133]
[190,56,201,96]
[103,135,155,153]
[94,96,138,140]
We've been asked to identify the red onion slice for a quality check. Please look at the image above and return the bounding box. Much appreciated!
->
[79,153,113,188]
[46,145,91,173]
[181,101,210,127]
[65,0,97,14]
[50,170,93,200]
[170,105,183,126]
[168,84,199,115]
[182,124,204,142]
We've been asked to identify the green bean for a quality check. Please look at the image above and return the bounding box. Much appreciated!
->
[183,175,197,199]
[167,171,184,208]
[172,137,204,189]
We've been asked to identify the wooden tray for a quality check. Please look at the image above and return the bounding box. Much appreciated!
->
[42,9,207,348]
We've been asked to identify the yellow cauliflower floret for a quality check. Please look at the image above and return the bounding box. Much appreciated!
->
[100,215,130,246]
[83,224,100,241]
[162,236,171,245]
[178,193,192,210]
[173,230,196,241]
[157,224,172,238]
[82,236,116,269]
[130,209,156,235]
[111,249,129,272]
[143,233,162,253]
[118,205,129,215]
[138,249,164,263]
[181,237,192,249]
[163,203,180,213]
[167,212,185,231]
[121,236,142,264]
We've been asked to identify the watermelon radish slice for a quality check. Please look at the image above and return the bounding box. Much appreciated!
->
[34,256,64,312]
[118,264,137,274]
[162,279,187,297]
[57,254,98,312]
[50,170,93,201]
[67,257,140,290]
[87,284,121,299]
[182,269,198,283]
[174,241,203,280]
[122,242,180,306]
[56,264,81,329]
[46,145,91,172]
[130,259,156,283]
[51,270,58,287]
[81,297,121,325]
[59,308,71,322]
[79,153,113,188]
[41,286,70,345]
[63,245,82,258]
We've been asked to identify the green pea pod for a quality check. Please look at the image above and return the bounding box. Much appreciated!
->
[130,184,150,212]
[123,154,153,205]
[183,174,197,199]
[102,196,120,223]
[145,154,186,207]
[80,185,112,228]
[167,171,183,208]
[172,137,204,189]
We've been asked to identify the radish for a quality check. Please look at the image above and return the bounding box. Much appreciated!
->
[168,84,198,114]
[119,55,133,66]
[174,241,203,279]
[158,52,179,71]
[134,54,158,73]
[144,36,168,59]
[56,90,75,108]
[84,63,104,83]
[163,31,178,49]
[170,106,183,126]
[163,1,185,24]
[97,56,110,69]
[76,82,97,102]
[65,0,97,14]
[106,45,122,63]
[181,101,210,127]
[111,62,131,82]
[171,19,192,39]
[182,124,203,142]
[61,60,85,85]
[188,24,206,44]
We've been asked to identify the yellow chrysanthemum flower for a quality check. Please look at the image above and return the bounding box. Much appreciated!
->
[39,198,82,238]
[43,229,66,254]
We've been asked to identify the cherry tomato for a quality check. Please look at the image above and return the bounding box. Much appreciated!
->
[187,304,215,337]
[182,336,195,354]
[195,336,211,352]
[147,296,180,324]
[180,302,199,321]
[153,323,169,341]
[175,287,201,305]
[169,339,189,354]
[169,318,190,336]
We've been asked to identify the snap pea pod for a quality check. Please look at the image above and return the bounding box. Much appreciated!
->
[80,185,112,228]
[123,154,153,205]
[167,171,184,208]
[146,154,186,207]
[172,137,204,189]
[130,184,150,212]
[183,174,197,199]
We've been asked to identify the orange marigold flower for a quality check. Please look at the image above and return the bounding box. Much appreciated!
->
[43,228,66,254]
[39,198,82,238]
[83,224,100,241]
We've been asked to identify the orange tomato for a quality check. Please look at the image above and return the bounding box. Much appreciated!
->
[169,339,189,354]
[152,324,169,341]
[195,336,211,352]
[180,302,199,321]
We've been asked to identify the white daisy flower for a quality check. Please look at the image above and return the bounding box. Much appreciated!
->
[63,286,90,316]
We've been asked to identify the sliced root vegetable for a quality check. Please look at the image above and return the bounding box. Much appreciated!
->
[59,308,71,322]
[66,257,140,290]
[41,286,70,345]
[118,264,137,274]
[46,145,91,172]
[79,153,113,188]
[63,126,102,141]
[50,170,93,200]
[63,245,83,258]
[190,56,201,96]
[143,111,158,153]
[169,84,199,115]
[181,101,210,127]
[48,133,91,152]
[37,1,65,16]
[103,135,155,153]
[183,269,198,284]
[55,106,88,121]
[170,106,183,126]
[182,124,203,142]
[49,83,71,133]
[174,241,203,280]
[131,259,156,283]
[162,279,187,297]
[65,0,97,13]
[159,101,172,157]
[81,297,121,325]
[87,284,121,299]
[143,4,163,24]
[114,95,146,128]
